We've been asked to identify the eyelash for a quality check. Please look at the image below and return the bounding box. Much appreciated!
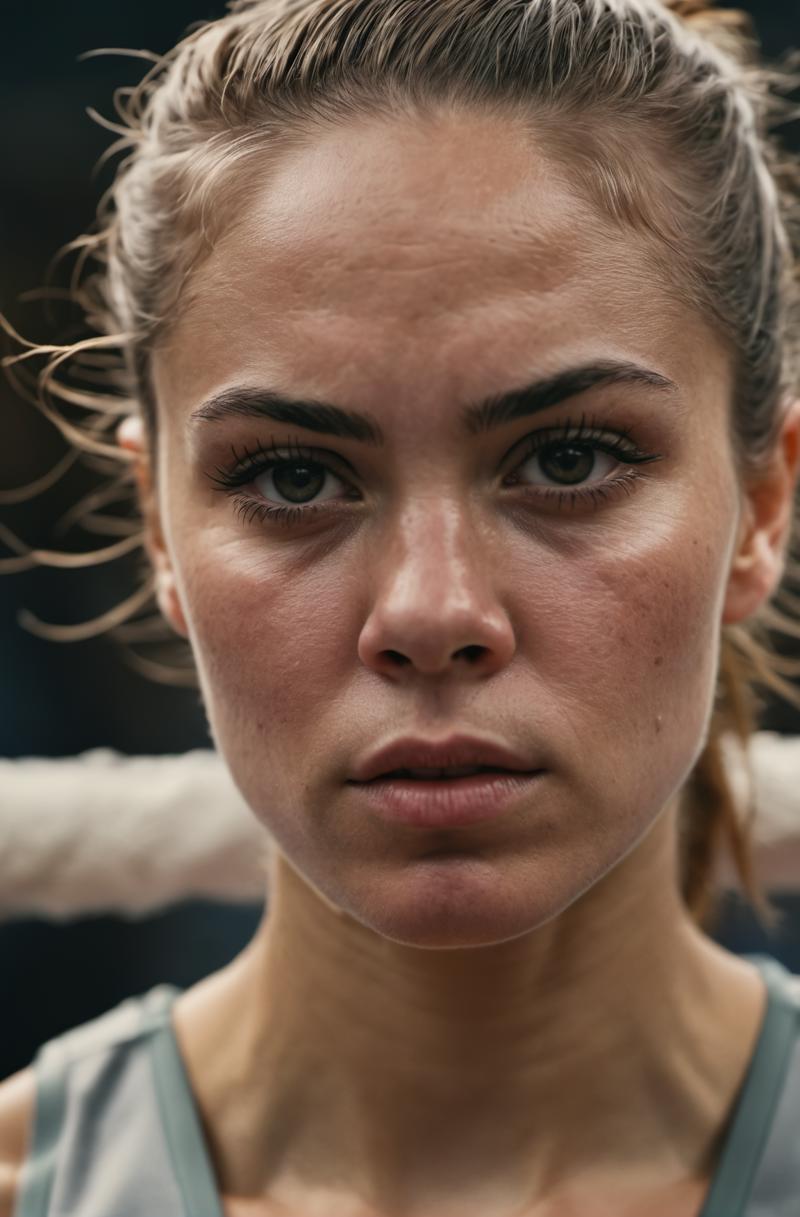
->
[207,414,663,528]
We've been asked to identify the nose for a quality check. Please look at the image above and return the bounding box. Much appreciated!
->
[357,501,516,680]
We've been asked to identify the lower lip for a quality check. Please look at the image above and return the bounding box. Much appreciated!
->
[346,771,544,828]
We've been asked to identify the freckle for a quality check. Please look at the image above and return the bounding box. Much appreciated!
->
[655,715,663,733]
[654,656,664,666]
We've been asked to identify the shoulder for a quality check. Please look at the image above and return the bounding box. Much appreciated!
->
[0,1066,36,1217]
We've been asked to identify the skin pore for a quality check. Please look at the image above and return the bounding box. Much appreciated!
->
[125,106,800,1217]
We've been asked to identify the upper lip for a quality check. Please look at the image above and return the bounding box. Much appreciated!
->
[349,734,542,782]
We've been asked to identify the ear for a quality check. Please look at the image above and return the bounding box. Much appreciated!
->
[722,398,800,626]
[116,415,189,639]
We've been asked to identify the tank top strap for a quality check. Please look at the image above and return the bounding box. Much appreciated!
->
[13,1026,68,1217]
[743,954,800,1216]
[13,985,184,1217]
[143,989,225,1217]
[700,953,800,1217]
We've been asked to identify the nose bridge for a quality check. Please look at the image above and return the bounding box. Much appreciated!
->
[389,493,485,603]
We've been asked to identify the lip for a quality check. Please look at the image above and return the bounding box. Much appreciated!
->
[349,733,540,784]
[346,770,544,828]
[347,733,544,829]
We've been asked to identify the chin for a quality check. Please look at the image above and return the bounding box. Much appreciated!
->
[330,852,578,950]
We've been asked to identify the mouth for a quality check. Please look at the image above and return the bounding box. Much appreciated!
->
[349,733,542,787]
[360,765,528,782]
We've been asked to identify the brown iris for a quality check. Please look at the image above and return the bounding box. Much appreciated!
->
[540,444,594,485]
[272,462,326,503]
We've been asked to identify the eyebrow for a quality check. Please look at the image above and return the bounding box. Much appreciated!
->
[188,360,679,444]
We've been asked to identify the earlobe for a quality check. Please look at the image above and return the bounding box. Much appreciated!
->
[722,398,800,626]
[116,414,190,640]
[116,414,150,503]
[722,526,779,625]
[155,569,190,639]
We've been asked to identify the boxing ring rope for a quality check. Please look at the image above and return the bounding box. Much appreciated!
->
[1,732,799,921]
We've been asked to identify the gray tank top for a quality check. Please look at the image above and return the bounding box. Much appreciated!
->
[12,952,800,1217]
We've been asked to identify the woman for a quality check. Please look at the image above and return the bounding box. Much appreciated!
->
[1,0,800,1213]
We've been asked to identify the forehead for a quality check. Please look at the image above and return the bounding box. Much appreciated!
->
[155,107,723,415]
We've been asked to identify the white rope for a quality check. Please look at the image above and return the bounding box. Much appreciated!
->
[0,733,798,921]
[0,749,267,921]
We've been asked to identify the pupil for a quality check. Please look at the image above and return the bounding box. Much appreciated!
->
[541,444,594,485]
[274,462,324,503]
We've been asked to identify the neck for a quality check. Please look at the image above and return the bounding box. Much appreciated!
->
[172,809,767,1216]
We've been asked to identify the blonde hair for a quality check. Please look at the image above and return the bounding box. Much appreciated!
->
[4,0,800,932]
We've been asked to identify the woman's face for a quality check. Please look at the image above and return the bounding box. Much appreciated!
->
[151,107,745,947]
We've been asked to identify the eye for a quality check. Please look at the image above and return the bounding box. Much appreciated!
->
[252,458,348,507]
[516,441,620,487]
[501,415,663,511]
[207,438,360,528]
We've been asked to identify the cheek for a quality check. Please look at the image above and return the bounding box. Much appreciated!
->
[522,506,733,806]
[178,537,356,763]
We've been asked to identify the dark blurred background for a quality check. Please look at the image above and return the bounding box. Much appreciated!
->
[1,0,800,1079]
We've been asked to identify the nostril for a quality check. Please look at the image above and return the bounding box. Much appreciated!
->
[384,649,411,666]
[458,645,486,663]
